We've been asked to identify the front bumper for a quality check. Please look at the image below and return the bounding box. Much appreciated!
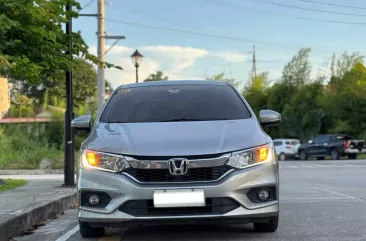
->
[77,161,279,227]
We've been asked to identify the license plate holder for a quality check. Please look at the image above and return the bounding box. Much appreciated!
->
[153,189,205,208]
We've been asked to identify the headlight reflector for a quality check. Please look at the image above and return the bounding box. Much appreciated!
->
[82,150,130,172]
[226,145,271,169]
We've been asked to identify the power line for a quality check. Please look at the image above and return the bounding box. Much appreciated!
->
[105,18,308,49]
[79,0,96,12]
[294,0,366,10]
[254,0,366,17]
[204,0,366,26]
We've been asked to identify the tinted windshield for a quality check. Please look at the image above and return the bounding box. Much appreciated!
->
[100,84,251,123]
[286,140,300,145]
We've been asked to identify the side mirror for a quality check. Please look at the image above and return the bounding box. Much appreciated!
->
[71,114,91,132]
[308,140,314,144]
[259,110,281,126]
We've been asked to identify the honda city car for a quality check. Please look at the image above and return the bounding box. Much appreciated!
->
[71,80,281,238]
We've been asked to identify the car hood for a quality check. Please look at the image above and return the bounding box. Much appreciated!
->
[84,119,268,156]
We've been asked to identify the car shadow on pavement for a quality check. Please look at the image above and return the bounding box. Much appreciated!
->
[121,224,278,241]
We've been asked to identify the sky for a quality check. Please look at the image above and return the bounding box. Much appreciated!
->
[74,0,366,89]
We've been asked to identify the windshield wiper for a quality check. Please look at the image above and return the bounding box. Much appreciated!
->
[158,118,207,122]
[158,118,230,122]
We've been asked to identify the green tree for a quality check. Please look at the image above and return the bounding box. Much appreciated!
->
[263,49,325,140]
[243,72,269,115]
[207,73,240,89]
[144,71,168,82]
[18,59,113,109]
[282,48,312,86]
[0,0,120,84]
[8,93,35,117]
[330,52,364,79]
[280,82,325,142]
[105,80,114,94]
[327,63,366,139]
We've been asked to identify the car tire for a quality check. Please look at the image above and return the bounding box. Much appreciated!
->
[317,157,325,160]
[330,149,340,160]
[299,150,308,160]
[348,154,357,160]
[79,220,104,238]
[279,153,286,161]
[253,215,279,232]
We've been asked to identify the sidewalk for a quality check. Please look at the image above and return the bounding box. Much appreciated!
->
[0,174,77,240]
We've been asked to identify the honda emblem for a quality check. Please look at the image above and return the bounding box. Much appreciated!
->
[168,159,188,175]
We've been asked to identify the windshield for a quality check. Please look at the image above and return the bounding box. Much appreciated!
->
[100,84,251,123]
[286,140,300,145]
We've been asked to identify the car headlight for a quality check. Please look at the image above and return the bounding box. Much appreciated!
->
[226,144,273,169]
[81,150,130,172]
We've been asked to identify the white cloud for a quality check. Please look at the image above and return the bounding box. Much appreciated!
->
[141,46,208,60]
[141,45,208,73]
[88,45,134,56]
[88,45,247,88]
[212,52,247,63]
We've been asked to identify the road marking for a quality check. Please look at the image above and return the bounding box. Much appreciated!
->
[281,197,356,200]
[313,164,328,167]
[296,180,363,201]
[322,188,359,200]
[301,165,313,168]
[55,225,79,241]
[280,164,366,169]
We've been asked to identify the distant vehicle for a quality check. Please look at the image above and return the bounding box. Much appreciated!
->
[297,134,366,160]
[273,139,301,161]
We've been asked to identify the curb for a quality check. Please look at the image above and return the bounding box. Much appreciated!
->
[0,189,77,241]
[0,169,77,175]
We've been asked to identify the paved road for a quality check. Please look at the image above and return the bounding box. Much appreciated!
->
[16,160,366,241]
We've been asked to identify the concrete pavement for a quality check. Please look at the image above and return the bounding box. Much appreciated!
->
[15,160,366,241]
[0,175,76,240]
[0,175,71,216]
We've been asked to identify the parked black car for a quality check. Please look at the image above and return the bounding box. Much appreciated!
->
[297,134,366,160]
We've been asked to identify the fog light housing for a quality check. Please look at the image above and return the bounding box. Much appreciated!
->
[247,186,276,203]
[81,191,111,208]
[258,189,270,201]
[88,194,100,206]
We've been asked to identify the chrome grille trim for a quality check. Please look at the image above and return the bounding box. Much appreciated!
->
[125,153,231,169]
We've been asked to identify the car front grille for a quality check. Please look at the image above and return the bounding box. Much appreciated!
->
[119,198,240,216]
[123,165,232,183]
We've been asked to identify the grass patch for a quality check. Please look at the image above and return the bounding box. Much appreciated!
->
[358,154,366,159]
[0,123,85,169]
[0,179,27,192]
[0,147,64,169]
[0,149,81,169]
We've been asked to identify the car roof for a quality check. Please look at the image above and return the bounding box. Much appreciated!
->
[116,80,230,90]
[315,134,349,137]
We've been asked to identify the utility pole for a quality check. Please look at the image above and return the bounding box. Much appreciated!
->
[61,2,124,186]
[96,0,105,113]
[95,0,125,112]
[252,45,257,82]
[63,3,74,187]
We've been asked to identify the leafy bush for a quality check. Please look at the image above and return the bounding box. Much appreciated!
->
[0,124,64,169]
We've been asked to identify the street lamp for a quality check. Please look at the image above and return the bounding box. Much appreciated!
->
[131,49,143,83]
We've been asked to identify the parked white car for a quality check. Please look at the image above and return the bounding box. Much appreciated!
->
[273,139,301,161]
